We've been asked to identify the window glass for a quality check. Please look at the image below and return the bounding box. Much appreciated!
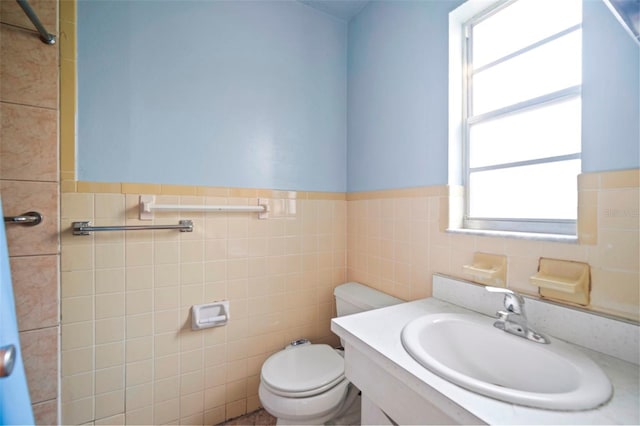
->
[469,159,580,220]
[461,0,583,234]
[472,0,582,69]
[472,30,582,115]
[469,97,581,168]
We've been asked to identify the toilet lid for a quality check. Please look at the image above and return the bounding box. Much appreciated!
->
[261,344,345,395]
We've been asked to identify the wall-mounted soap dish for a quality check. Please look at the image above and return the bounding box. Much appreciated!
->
[531,258,590,306]
[463,252,507,287]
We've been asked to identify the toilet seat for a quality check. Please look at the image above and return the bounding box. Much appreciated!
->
[261,344,345,397]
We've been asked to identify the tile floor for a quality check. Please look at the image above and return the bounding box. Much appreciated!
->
[219,409,277,426]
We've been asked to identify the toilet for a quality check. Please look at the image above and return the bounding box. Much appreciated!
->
[258,282,403,425]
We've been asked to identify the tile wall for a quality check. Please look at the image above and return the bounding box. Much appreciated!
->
[0,1,60,423]
[60,169,638,424]
[347,169,640,322]
[60,187,346,424]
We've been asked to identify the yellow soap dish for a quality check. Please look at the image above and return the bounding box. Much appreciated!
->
[463,252,507,287]
[531,258,590,305]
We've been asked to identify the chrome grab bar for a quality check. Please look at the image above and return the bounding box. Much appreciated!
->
[4,211,43,226]
[72,220,194,236]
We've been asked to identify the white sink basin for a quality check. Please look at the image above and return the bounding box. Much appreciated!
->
[401,313,612,410]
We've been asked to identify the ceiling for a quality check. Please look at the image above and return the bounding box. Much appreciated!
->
[298,0,370,21]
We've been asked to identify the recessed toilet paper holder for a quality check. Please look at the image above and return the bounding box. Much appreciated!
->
[191,301,229,330]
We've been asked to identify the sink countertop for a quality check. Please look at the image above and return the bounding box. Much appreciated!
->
[331,297,640,425]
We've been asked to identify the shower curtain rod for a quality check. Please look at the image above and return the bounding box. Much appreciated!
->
[15,0,56,45]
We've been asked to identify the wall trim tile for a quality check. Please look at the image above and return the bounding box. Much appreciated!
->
[346,185,448,201]
[59,0,76,181]
[68,181,347,201]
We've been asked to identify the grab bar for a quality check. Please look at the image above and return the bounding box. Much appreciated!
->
[15,0,56,45]
[4,211,43,226]
[139,195,270,220]
[72,220,193,236]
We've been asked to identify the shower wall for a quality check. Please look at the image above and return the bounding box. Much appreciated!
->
[0,0,60,423]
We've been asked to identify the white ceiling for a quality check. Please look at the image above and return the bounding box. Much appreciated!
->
[298,0,370,21]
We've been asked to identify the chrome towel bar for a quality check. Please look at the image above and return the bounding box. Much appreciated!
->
[72,220,193,236]
[15,0,56,45]
[4,212,43,226]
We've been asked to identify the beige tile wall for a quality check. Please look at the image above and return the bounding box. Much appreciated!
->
[59,170,637,425]
[60,190,346,424]
[347,169,640,322]
[0,1,60,424]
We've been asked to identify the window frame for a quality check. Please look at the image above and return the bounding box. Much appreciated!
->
[460,0,582,236]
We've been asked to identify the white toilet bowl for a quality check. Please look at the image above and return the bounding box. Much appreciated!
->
[259,282,404,425]
[259,344,355,425]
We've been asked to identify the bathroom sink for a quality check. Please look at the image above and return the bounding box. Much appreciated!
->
[401,313,612,410]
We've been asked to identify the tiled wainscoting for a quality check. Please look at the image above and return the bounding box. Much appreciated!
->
[60,188,346,424]
[59,169,638,425]
[347,169,639,322]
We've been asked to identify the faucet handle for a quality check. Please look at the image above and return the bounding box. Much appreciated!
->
[485,286,525,314]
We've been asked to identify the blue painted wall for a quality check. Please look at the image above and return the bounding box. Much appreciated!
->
[78,1,638,193]
[78,0,347,192]
[347,0,640,191]
[347,0,464,192]
[582,0,640,173]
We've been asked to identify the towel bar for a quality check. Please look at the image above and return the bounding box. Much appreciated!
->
[72,220,193,236]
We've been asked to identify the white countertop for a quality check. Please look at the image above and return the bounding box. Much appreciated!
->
[332,296,640,425]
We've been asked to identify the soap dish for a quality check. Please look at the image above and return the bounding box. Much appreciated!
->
[531,258,590,305]
[463,252,507,287]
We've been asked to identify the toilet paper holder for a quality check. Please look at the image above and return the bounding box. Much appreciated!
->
[191,301,229,330]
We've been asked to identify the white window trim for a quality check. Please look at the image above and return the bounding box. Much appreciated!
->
[448,0,581,238]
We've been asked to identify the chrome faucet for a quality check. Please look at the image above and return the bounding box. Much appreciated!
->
[486,287,549,344]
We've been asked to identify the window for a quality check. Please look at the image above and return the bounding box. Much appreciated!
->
[458,0,582,235]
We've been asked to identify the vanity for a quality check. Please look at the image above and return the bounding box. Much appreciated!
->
[331,274,640,425]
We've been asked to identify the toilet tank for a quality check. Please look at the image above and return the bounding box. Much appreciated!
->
[334,282,404,317]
